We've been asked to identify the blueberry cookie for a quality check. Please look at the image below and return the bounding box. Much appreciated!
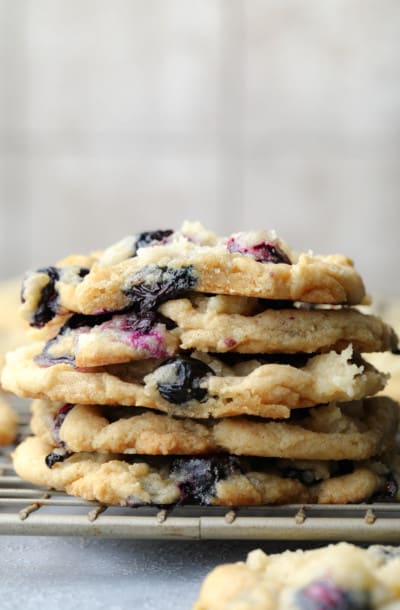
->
[20,223,366,326]
[30,396,398,461]
[12,436,398,506]
[160,295,397,355]
[35,310,180,368]
[0,394,18,445]
[193,542,400,610]
[30,295,398,368]
[1,344,386,419]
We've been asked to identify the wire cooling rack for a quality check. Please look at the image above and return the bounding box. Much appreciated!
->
[1,402,400,541]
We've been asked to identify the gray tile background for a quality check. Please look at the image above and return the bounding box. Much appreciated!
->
[0,1,399,295]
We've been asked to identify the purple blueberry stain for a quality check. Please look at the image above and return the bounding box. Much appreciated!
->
[156,355,214,404]
[295,579,371,610]
[52,404,74,446]
[122,264,197,314]
[35,309,177,367]
[127,328,167,359]
[227,236,291,264]
[224,337,237,348]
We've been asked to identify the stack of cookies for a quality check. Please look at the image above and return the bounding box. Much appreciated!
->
[2,222,400,507]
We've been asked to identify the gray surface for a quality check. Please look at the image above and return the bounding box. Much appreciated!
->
[0,536,324,609]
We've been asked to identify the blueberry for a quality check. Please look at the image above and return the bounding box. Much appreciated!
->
[227,237,291,264]
[156,355,214,404]
[122,265,197,314]
[296,580,371,610]
[134,230,173,251]
[65,312,114,330]
[371,472,398,502]
[78,267,90,278]
[170,456,242,504]
[119,312,158,334]
[45,448,70,468]
[26,266,60,327]
[22,266,90,328]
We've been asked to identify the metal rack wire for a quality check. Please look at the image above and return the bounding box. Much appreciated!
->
[1,405,400,541]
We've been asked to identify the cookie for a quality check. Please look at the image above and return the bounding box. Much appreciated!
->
[160,295,398,355]
[1,344,386,419]
[0,394,18,445]
[19,223,366,326]
[31,295,398,368]
[35,310,181,368]
[30,396,398,461]
[12,436,397,507]
[192,543,400,610]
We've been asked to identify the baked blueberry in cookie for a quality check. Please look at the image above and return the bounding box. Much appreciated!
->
[122,265,197,314]
[371,472,398,502]
[45,447,70,468]
[295,579,371,610]
[21,266,60,327]
[170,455,242,504]
[21,266,90,327]
[155,355,214,404]
[134,229,173,251]
[227,235,292,264]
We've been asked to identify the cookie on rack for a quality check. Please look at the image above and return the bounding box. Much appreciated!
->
[12,436,399,507]
[192,542,400,610]
[30,396,398,461]
[30,294,398,368]
[1,344,387,419]
[0,394,18,446]
[20,223,367,325]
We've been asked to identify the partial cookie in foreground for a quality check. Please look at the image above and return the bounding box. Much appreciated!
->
[192,542,400,610]
[12,436,399,507]
[20,223,366,326]
[1,344,386,418]
[30,397,398,461]
[31,295,398,368]
[0,394,18,445]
